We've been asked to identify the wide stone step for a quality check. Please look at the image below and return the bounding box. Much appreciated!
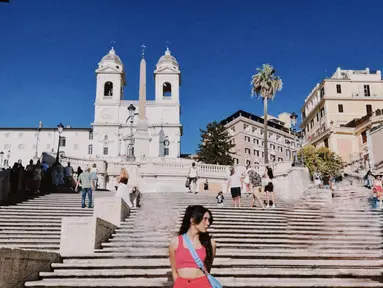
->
[0,234,60,239]
[39,267,383,278]
[59,258,383,268]
[93,248,381,258]
[24,277,383,287]
[0,243,59,249]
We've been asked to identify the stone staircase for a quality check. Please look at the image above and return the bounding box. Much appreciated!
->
[0,190,122,252]
[2,186,383,287]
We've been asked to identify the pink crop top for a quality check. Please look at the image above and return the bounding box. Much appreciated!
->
[175,235,206,269]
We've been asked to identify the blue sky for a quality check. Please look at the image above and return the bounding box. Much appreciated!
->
[1,0,383,154]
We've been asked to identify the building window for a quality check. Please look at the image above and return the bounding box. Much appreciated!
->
[278,157,283,162]
[278,146,283,152]
[3,159,8,167]
[361,131,367,144]
[302,111,306,120]
[246,159,251,166]
[163,139,170,156]
[230,126,236,132]
[324,138,329,148]
[245,148,251,154]
[286,149,291,157]
[254,150,259,156]
[59,136,66,147]
[320,87,325,98]
[104,81,113,96]
[270,154,276,162]
[244,136,250,142]
[243,124,249,131]
[310,120,314,128]
[320,107,325,117]
[366,104,372,115]
[262,152,264,158]
[233,158,239,165]
[252,126,257,133]
[89,131,93,140]
[364,85,371,96]
[163,82,172,97]
[253,138,259,145]
[103,146,108,155]
[336,84,342,94]
[307,125,309,132]
[316,113,319,122]
[338,104,343,113]
[270,144,275,150]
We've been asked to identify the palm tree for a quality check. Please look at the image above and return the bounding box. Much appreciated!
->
[251,64,283,164]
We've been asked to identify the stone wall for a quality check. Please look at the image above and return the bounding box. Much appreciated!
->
[0,248,61,288]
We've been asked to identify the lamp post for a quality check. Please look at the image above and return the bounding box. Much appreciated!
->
[56,123,64,163]
[290,112,299,165]
[34,121,43,161]
[127,104,136,161]
[0,151,3,169]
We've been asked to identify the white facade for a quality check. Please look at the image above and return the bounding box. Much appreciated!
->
[0,47,182,167]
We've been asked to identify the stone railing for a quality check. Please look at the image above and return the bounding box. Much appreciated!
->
[61,155,293,192]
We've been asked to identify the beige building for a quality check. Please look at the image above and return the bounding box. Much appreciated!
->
[300,67,383,167]
[221,110,299,165]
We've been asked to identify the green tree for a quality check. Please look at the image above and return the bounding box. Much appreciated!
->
[298,145,343,176]
[251,64,283,164]
[197,121,236,165]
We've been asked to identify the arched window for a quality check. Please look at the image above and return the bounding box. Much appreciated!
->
[104,81,113,96]
[163,82,172,97]
[59,136,66,147]
[164,139,170,156]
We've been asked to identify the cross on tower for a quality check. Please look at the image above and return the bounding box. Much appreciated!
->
[141,44,146,58]
[166,41,171,50]
[110,40,116,49]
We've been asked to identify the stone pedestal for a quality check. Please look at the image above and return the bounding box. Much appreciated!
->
[60,217,116,257]
[94,197,130,227]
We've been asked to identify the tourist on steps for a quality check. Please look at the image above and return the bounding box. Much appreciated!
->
[169,205,216,288]
[90,163,98,191]
[75,166,94,208]
[227,166,242,208]
[264,166,276,208]
[188,162,199,194]
[115,168,129,191]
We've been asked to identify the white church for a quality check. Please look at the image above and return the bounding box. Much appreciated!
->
[0,47,182,169]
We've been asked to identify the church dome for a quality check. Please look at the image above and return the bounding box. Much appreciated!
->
[157,47,179,67]
[101,47,122,64]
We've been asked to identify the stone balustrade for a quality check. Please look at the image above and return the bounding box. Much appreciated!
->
[61,155,294,192]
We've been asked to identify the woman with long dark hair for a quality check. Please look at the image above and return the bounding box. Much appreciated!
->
[169,205,216,288]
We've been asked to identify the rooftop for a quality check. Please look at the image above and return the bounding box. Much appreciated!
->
[220,110,291,134]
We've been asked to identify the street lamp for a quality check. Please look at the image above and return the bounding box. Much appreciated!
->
[34,121,43,160]
[127,104,136,161]
[0,151,3,169]
[56,123,64,163]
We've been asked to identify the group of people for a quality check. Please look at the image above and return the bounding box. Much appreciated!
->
[227,164,276,208]
[364,170,383,208]
[9,159,50,196]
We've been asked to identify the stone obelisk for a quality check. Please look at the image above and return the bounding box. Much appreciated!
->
[134,45,150,159]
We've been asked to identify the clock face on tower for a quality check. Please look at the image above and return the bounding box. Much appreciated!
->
[101,108,113,120]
